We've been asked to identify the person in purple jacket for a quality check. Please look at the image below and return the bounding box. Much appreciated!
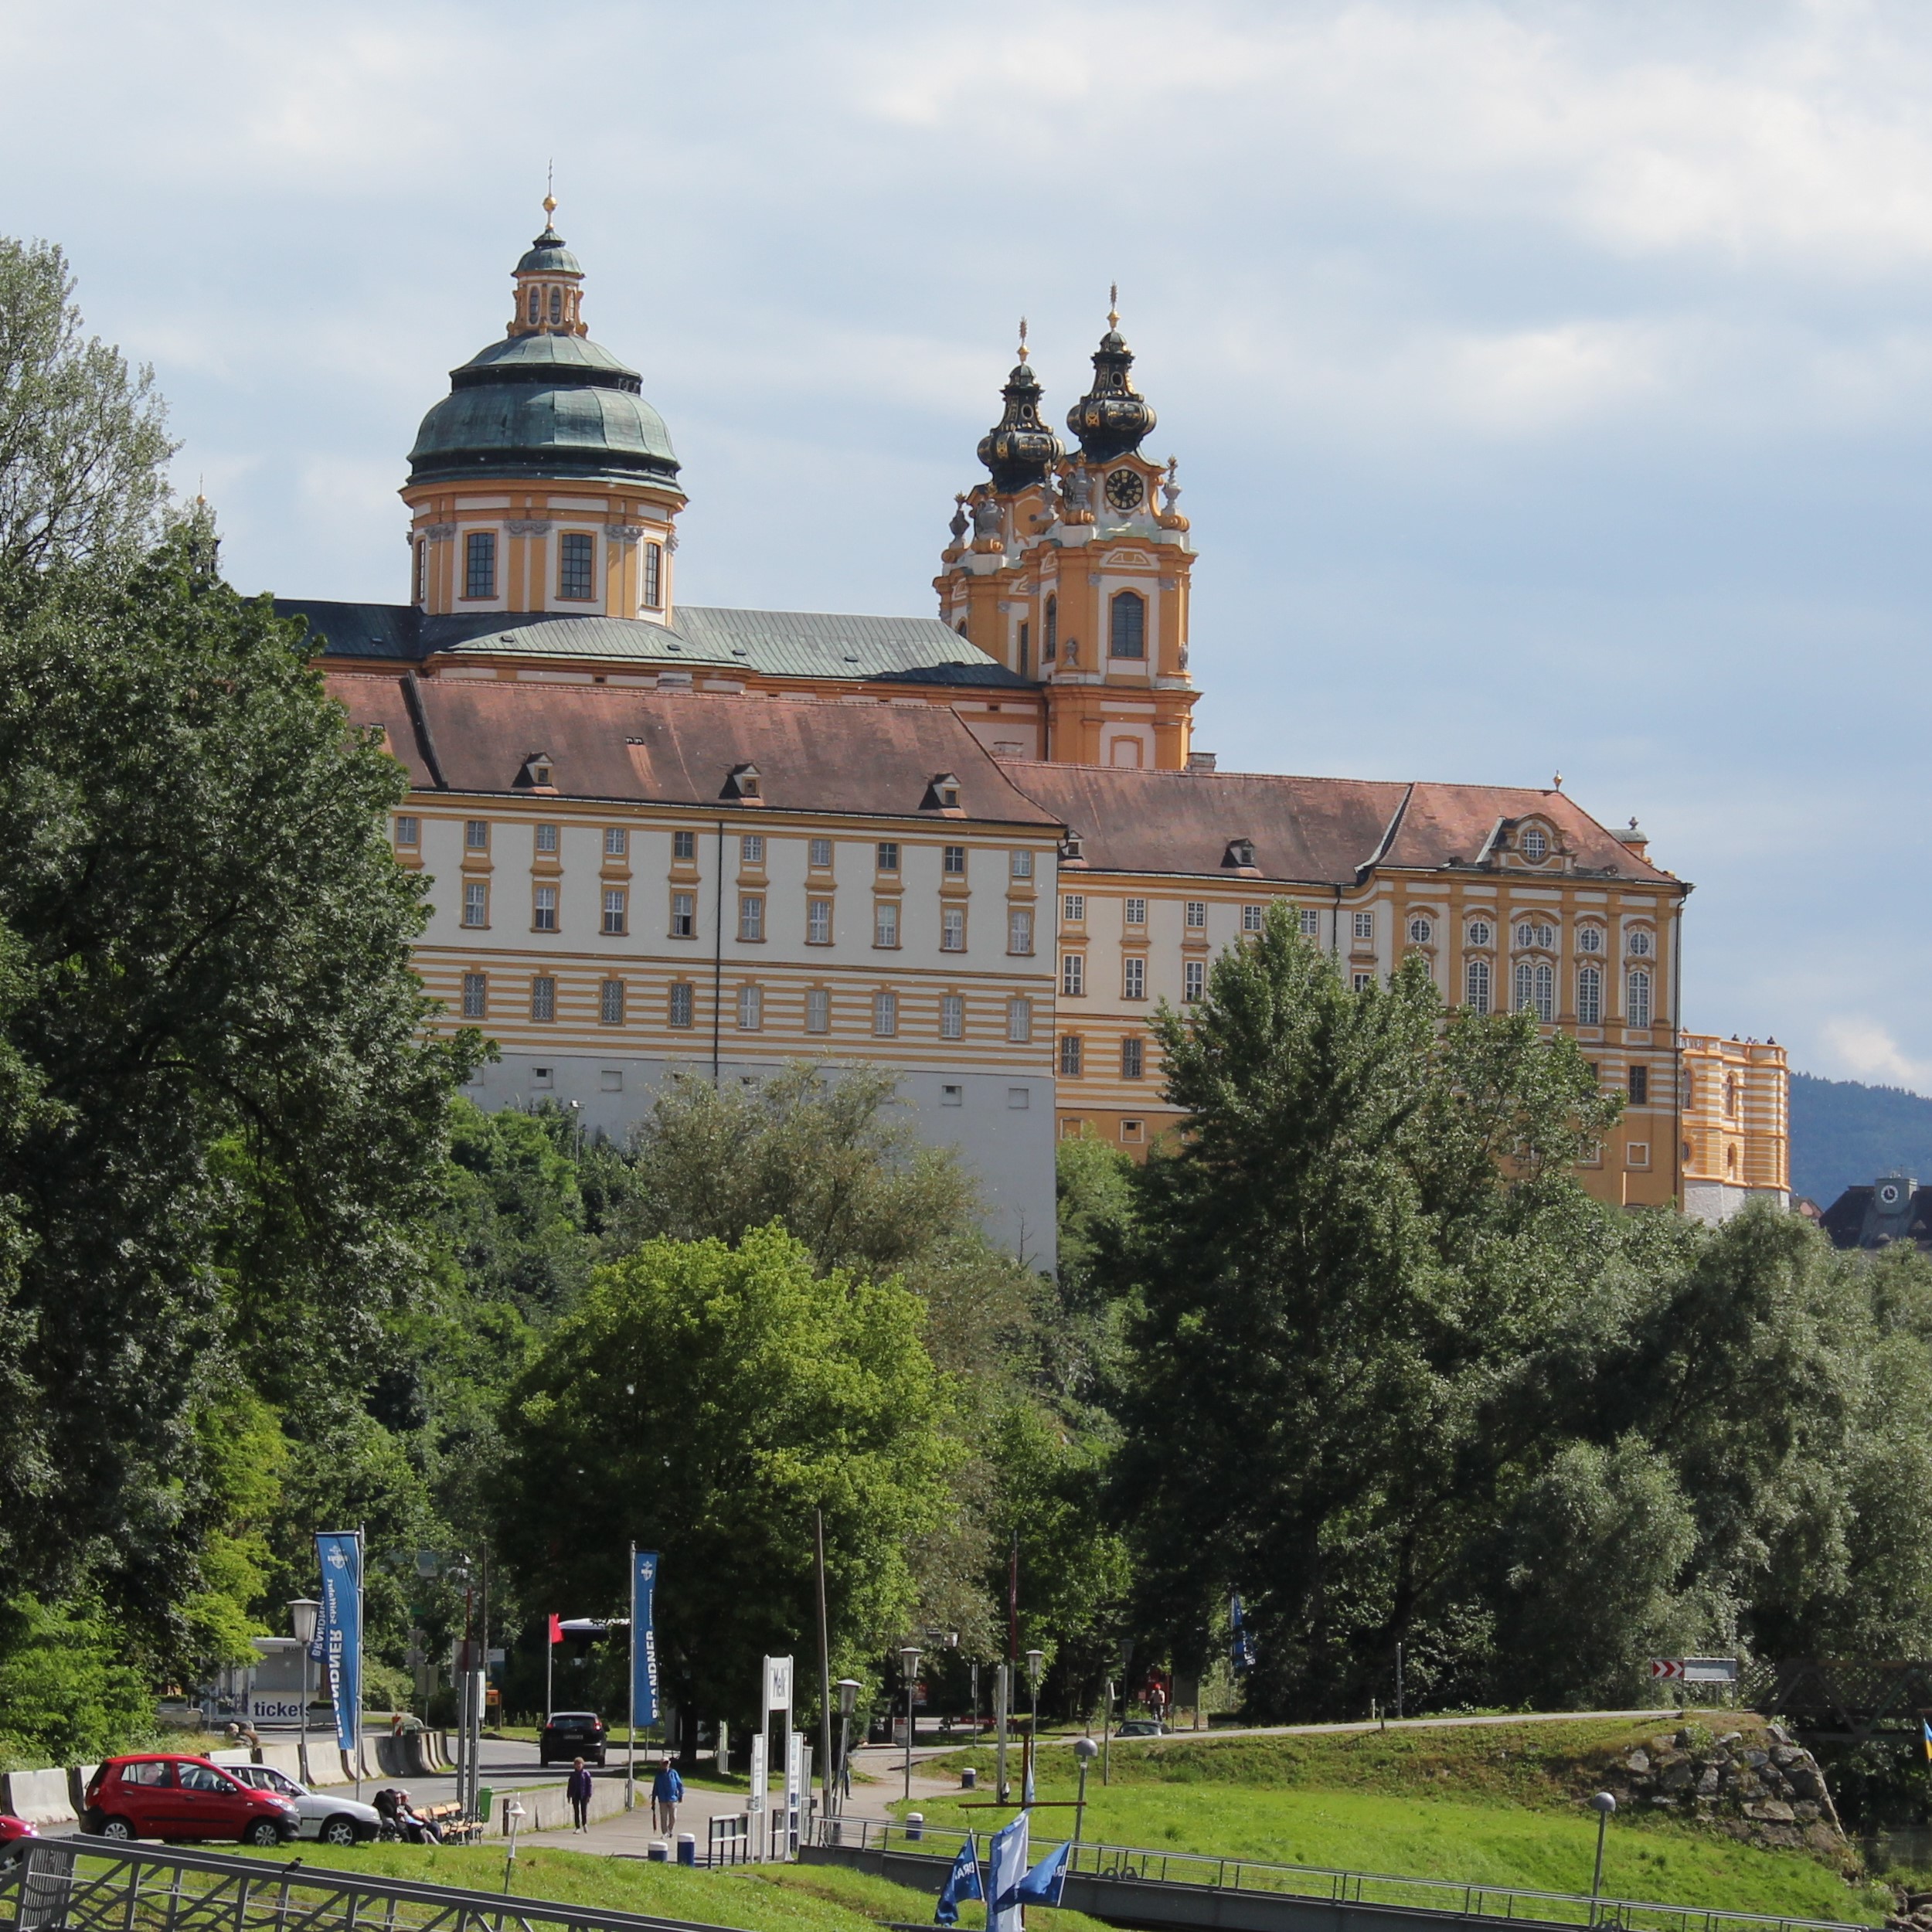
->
[566,1757,594,1831]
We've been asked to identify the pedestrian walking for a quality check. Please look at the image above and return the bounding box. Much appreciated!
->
[651,1758,683,1835]
[566,1757,594,1832]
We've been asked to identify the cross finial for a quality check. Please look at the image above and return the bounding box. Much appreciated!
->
[1553,771,1563,790]
[1017,315,1029,362]
[1107,282,1119,328]
[543,159,556,225]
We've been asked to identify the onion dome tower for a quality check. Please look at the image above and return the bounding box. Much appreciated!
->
[401,196,684,623]
[977,321,1063,494]
[1065,286,1156,464]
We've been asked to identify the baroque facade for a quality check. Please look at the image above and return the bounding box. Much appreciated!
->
[291,206,1789,1249]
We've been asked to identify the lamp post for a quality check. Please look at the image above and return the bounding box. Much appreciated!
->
[1023,1648,1044,1802]
[1587,1791,1617,1923]
[1073,1735,1098,1845]
[288,1598,321,1787]
[835,1678,861,1823]
[900,1645,921,1804]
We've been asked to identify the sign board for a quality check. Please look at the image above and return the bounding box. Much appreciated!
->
[1649,1658,1739,1683]
[764,1655,793,1714]
[245,1692,311,1726]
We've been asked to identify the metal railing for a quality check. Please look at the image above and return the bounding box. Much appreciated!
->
[815,1818,1875,1932]
[706,1815,752,1868]
[0,1838,735,1932]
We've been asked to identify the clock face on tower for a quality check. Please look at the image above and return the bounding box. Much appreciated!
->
[1104,467,1145,512]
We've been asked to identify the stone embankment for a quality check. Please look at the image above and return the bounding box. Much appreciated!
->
[1604,1724,1843,1859]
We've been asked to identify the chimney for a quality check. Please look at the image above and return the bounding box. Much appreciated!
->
[1187,751,1218,773]
[1616,816,1649,857]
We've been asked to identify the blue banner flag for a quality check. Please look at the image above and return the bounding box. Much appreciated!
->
[988,1812,1030,1932]
[1016,1840,1071,1907]
[1923,1717,1931,1764]
[631,1549,660,1730]
[1231,1594,1256,1675]
[934,1834,983,1925]
[315,1532,362,1754]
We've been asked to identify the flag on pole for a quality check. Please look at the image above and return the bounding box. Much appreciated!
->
[631,1553,660,1728]
[934,1835,983,1926]
[1922,1717,1931,1764]
[1230,1594,1257,1675]
[315,1532,362,1754]
[547,1613,563,1646]
[988,1811,1030,1932]
[1015,1841,1071,1907]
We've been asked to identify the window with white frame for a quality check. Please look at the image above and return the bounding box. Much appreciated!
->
[393,815,419,846]
[740,834,764,865]
[876,842,900,873]
[1124,956,1145,1000]
[533,885,558,931]
[602,888,627,935]
[1407,915,1434,945]
[1299,907,1320,937]
[944,845,966,876]
[1242,904,1264,933]
[875,900,900,947]
[1577,964,1603,1025]
[806,988,829,1034]
[1628,968,1653,1027]
[872,989,897,1036]
[1121,1036,1144,1080]
[1465,957,1491,1014]
[738,984,764,1031]
[1628,928,1655,958]
[1010,849,1033,879]
[1467,918,1492,947]
[1110,590,1146,658]
[808,899,832,945]
[1514,920,1556,951]
[465,819,489,851]
[464,531,496,600]
[462,882,488,927]
[1520,825,1548,862]
[1533,960,1555,1022]
[643,539,663,610]
[738,894,764,942]
[604,826,628,859]
[558,530,596,600]
[1626,1141,1651,1169]
[1353,971,1374,992]
[809,837,832,869]
[1006,996,1032,1043]
[1577,925,1603,955]
[668,982,694,1028]
[942,906,966,951]
[1063,893,1086,923]
[530,975,556,1022]
[532,821,558,854]
[1009,906,1034,954]
[1512,961,1534,1013]
[599,978,624,1026]
[461,972,487,1019]
[1183,959,1205,1002]
[1060,1034,1083,1077]
[671,891,695,938]
[673,829,696,861]
[1062,954,1085,996]
[1352,910,1375,943]
[1125,897,1147,926]
[1186,900,1208,930]
[940,994,964,1039]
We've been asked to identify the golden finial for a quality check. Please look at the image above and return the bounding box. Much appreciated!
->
[543,159,557,226]
[1553,772,1564,791]
[1017,316,1029,362]
[1108,282,1120,329]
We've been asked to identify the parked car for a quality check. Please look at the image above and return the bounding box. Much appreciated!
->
[0,1814,39,1866]
[82,1755,298,1845]
[225,1766,380,1845]
[539,1711,608,1766]
[1116,1719,1166,1736]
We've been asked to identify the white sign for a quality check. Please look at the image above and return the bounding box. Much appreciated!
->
[748,1732,767,1811]
[1648,1659,1685,1680]
[764,1655,793,1714]
[245,1693,310,1726]
[1649,1658,1738,1683]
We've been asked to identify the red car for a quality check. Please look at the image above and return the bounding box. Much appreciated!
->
[82,1755,298,1845]
[0,1813,38,1865]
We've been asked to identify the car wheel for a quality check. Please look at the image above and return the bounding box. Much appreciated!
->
[320,1817,359,1848]
[243,1820,283,1849]
[96,1817,137,1842]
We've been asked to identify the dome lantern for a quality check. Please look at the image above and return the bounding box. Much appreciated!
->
[1066,285,1156,464]
[977,319,1064,495]
[509,193,587,339]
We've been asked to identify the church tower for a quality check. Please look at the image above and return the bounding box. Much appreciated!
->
[935,297,1198,770]
[400,199,686,627]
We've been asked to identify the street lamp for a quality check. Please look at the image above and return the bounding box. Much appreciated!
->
[1587,1791,1617,1923]
[1023,1649,1045,1802]
[1073,1734,1098,1845]
[288,1598,321,1786]
[900,1646,921,1804]
[835,1679,861,1821]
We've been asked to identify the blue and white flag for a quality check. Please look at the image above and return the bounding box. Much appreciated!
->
[988,1811,1030,1932]
[1230,1594,1257,1675]
[934,1834,983,1926]
[315,1532,362,1754]
[631,1549,660,1728]
[1016,1841,1071,1907]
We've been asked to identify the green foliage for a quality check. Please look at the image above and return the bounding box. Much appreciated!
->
[182,1386,290,1668]
[0,1594,153,1762]
[497,1222,958,1726]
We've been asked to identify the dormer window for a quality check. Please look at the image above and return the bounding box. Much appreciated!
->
[1520,825,1548,862]
[723,763,763,802]
[1060,832,1087,864]
[1223,837,1256,870]
[521,753,555,790]
[923,773,963,811]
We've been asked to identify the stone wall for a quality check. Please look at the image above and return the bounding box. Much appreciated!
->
[1606,1723,1845,1859]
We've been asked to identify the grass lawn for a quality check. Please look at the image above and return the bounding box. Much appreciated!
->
[903,1721,1890,1925]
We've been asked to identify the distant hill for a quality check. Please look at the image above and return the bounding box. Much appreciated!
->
[1790,1071,1932,1207]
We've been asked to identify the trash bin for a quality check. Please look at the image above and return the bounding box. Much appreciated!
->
[477,1787,494,1828]
[677,1834,696,1866]
[906,1812,923,1842]
[648,1839,669,1862]
[961,1767,977,1791]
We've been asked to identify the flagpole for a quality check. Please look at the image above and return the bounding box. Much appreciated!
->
[628,1544,638,1811]
[814,1511,833,1839]
[355,1524,366,1801]
[546,1618,553,1727]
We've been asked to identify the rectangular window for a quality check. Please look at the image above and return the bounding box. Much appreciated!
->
[1354,971,1374,992]
[604,826,628,859]
[671,891,695,938]
[464,530,496,600]
[1062,954,1085,997]
[1352,910,1375,942]
[941,1083,964,1107]
[466,819,489,851]
[1121,1036,1145,1080]
[876,842,900,873]
[1063,893,1086,923]
[806,988,830,1034]
[414,540,427,604]
[1124,956,1146,1000]
[943,845,966,875]
[1017,620,1029,676]
[1626,1141,1651,1169]
[1628,1066,1649,1105]
[668,981,694,1028]
[1009,849,1033,879]
[600,978,624,1026]
[1465,957,1491,1014]
[1121,1118,1145,1143]
[875,900,900,947]
[1110,591,1146,658]
[809,837,832,869]
[1627,969,1653,1028]
[533,885,558,931]
[673,829,696,861]
[602,888,628,935]
[807,899,833,944]
[643,540,663,609]
[1242,904,1264,933]
[393,815,419,846]
[600,1067,623,1092]
[531,975,556,1022]
[737,984,763,1031]
[740,834,765,865]
[535,821,559,854]
[942,906,966,952]
[1300,907,1320,937]
[872,989,898,1036]
[462,882,488,927]
[1009,907,1033,954]
[1009,1087,1031,1109]
[738,894,764,942]
[1183,959,1205,1003]
[1577,964,1603,1026]
[1007,997,1033,1043]
[1125,897,1147,926]
[559,530,596,600]
[940,994,964,1040]
[461,971,487,1019]
[1060,1035,1083,1077]
[1185,900,1207,930]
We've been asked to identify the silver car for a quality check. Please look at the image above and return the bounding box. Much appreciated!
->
[227,1767,381,1845]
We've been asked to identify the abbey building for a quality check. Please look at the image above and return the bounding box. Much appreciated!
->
[290,206,1788,1252]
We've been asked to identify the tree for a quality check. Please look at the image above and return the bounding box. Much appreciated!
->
[495,1223,957,1740]
[0,237,174,587]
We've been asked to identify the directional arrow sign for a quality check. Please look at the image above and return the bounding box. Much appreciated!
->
[1648,1659,1686,1680]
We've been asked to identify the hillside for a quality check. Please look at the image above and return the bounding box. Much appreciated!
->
[1791,1073,1932,1207]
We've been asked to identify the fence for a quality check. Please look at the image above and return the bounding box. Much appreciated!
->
[0,1838,725,1932]
[706,1815,752,1868]
[813,1818,1873,1932]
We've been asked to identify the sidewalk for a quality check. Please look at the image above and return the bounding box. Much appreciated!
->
[533,1774,752,1856]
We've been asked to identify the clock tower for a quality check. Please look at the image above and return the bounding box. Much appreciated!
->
[936,298,1199,770]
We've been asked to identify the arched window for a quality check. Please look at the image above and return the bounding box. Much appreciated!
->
[1724,1073,1740,1117]
[1533,961,1554,1022]
[1726,1145,1738,1175]
[1577,925,1603,954]
[527,289,539,325]
[1521,825,1547,862]
[1043,594,1057,661]
[1110,590,1145,659]
[1577,964,1602,1025]
[1464,957,1491,1014]
[1628,928,1654,958]
[1513,960,1534,1013]
[549,287,563,325]
[1627,968,1652,1028]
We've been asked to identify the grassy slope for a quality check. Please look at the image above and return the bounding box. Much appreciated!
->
[904,1720,1889,1924]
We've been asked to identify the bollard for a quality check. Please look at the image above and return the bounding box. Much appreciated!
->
[648,1839,669,1862]
[677,1833,696,1866]
[961,1767,977,1791]
[906,1812,923,1842]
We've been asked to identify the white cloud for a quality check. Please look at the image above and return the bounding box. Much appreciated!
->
[1818,1018,1932,1093]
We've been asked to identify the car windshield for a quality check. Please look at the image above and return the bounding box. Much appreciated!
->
[550,1713,597,1723]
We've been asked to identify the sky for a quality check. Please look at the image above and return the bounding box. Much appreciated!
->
[3,0,1927,1088]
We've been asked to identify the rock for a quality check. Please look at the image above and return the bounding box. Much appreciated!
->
[1747,1801,1798,1824]
[1794,1801,1820,1821]
[1674,1729,1697,1750]
[1718,1731,1743,1746]
[1649,1796,1677,1808]
[1662,1759,1696,1791]
[1696,1768,1719,1796]
[1788,1766,1824,1798]
[1626,1749,1651,1774]
[1772,1746,1798,1767]
[1743,1748,1770,1768]
[1768,1723,1792,1744]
